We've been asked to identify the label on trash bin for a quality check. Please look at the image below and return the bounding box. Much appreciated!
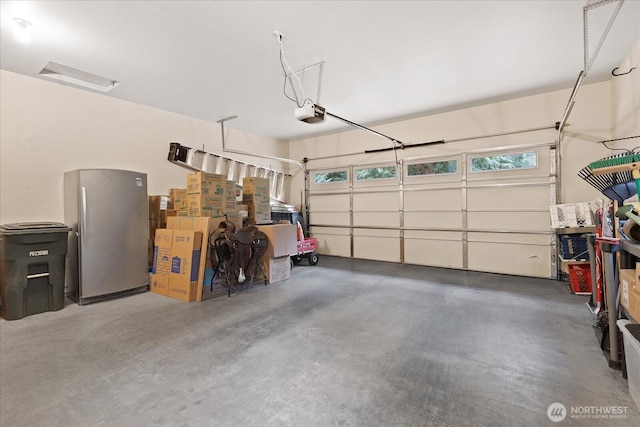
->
[29,250,49,257]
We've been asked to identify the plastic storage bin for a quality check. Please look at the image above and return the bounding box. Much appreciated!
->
[0,222,71,320]
[566,262,592,294]
[617,320,640,412]
[559,234,590,261]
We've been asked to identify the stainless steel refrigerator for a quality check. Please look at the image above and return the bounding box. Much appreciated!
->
[64,169,149,304]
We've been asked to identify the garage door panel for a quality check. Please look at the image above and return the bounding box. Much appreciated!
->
[468,241,550,278]
[309,194,349,212]
[403,230,463,269]
[353,212,399,228]
[353,236,400,262]
[467,211,549,232]
[353,192,398,211]
[404,230,463,240]
[404,211,462,229]
[310,212,350,226]
[353,228,399,238]
[404,189,462,211]
[467,186,549,210]
[468,232,550,245]
[405,238,463,268]
[310,227,350,257]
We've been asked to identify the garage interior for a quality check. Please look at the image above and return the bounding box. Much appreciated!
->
[1,1,640,426]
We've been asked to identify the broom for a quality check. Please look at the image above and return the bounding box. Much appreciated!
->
[578,153,639,203]
[590,152,640,196]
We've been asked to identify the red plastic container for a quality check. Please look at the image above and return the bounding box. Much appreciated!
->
[567,262,592,294]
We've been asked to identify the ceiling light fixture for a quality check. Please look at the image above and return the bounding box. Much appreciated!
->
[13,18,33,43]
[39,62,120,92]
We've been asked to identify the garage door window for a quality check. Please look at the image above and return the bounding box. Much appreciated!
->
[407,160,457,176]
[470,151,537,172]
[355,166,397,181]
[314,170,349,184]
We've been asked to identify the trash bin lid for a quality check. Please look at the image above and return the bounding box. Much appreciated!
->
[0,222,71,235]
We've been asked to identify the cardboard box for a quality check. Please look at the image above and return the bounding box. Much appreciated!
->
[170,188,188,210]
[243,177,270,194]
[238,203,249,217]
[152,229,173,276]
[149,195,173,220]
[150,273,169,296]
[170,188,187,199]
[258,224,298,257]
[248,202,272,224]
[187,194,225,208]
[167,230,202,302]
[243,192,270,204]
[188,181,225,196]
[260,255,291,284]
[188,172,226,183]
[167,216,226,301]
[188,206,225,217]
[177,210,190,216]
[225,180,237,202]
[187,172,226,195]
[242,178,270,206]
[149,218,166,239]
[620,268,640,321]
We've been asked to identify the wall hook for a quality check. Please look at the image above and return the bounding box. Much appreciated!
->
[612,66,636,76]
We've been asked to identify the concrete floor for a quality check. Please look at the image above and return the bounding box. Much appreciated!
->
[1,256,638,427]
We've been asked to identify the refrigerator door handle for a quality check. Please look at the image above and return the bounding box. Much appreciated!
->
[81,186,87,246]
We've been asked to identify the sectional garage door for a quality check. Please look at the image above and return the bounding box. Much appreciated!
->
[307,142,556,278]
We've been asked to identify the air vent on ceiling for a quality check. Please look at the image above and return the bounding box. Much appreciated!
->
[39,62,120,92]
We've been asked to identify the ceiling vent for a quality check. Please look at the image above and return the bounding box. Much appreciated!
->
[39,62,120,92]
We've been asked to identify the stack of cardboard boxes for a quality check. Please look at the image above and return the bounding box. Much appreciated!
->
[148,195,177,267]
[185,172,241,225]
[243,177,271,224]
[223,180,241,226]
[149,171,295,302]
[186,172,227,217]
[256,224,297,284]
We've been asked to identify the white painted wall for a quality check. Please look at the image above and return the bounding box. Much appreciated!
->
[612,38,640,139]
[0,70,288,224]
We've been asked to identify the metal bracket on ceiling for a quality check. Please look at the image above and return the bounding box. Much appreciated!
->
[285,60,326,106]
[583,0,625,74]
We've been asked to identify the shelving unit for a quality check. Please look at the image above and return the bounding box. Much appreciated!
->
[555,226,595,281]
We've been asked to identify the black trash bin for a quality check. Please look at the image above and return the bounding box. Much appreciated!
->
[0,222,71,320]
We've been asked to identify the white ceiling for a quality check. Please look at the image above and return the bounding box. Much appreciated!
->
[1,1,639,141]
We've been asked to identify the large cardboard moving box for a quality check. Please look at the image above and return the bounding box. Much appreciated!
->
[258,224,298,257]
[166,216,226,301]
[149,274,169,296]
[261,256,291,284]
[167,230,202,302]
[152,229,173,277]
[150,228,174,296]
